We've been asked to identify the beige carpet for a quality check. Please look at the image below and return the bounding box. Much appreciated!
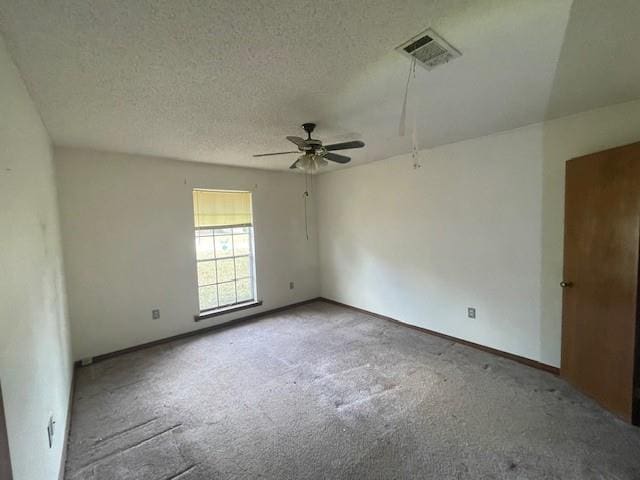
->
[64,301,640,479]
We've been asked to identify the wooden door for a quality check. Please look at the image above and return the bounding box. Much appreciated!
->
[0,383,12,480]
[561,141,640,423]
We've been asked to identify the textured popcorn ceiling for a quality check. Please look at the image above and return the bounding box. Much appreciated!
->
[1,0,640,171]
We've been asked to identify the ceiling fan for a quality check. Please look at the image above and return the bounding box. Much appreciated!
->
[253,123,365,171]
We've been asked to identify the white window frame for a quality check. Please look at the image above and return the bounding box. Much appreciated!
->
[193,191,257,314]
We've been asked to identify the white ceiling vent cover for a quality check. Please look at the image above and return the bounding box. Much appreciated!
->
[396,28,460,70]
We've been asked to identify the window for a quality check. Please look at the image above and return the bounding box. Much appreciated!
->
[193,189,256,312]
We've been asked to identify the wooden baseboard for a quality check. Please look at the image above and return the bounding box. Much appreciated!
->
[72,295,559,376]
[58,365,76,480]
[318,297,560,375]
[75,297,322,367]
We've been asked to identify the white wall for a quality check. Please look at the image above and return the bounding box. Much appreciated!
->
[317,99,640,367]
[55,148,319,361]
[0,37,72,480]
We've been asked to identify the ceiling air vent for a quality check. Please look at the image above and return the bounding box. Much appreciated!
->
[396,28,460,70]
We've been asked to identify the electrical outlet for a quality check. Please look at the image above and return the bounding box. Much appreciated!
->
[289,281,294,290]
[152,309,160,320]
[47,415,55,448]
[467,307,476,319]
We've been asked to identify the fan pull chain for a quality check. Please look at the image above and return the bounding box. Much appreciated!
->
[303,171,310,240]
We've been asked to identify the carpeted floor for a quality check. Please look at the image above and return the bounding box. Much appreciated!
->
[65,301,640,479]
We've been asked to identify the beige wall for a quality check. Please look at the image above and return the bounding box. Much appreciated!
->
[0,37,72,480]
[55,99,640,368]
[55,148,320,361]
[317,99,640,367]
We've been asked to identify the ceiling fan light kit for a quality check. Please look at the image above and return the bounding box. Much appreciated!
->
[253,123,365,172]
[296,154,328,173]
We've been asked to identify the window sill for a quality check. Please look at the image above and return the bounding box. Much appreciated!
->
[194,300,263,322]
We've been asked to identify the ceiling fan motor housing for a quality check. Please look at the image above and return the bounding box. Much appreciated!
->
[304,139,322,151]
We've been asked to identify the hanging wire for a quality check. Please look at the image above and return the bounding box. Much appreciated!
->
[399,57,416,137]
[410,60,421,169]
[399,58,422,169]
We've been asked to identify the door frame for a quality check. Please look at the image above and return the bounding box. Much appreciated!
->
[0,382,13,480]
[635,251,640,425]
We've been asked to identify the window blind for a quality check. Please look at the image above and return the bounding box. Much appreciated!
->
[193,189,252,228]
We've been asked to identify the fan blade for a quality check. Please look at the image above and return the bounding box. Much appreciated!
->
[286,136,307,148]
[324,140,365,151]
[289,159,300,169]
[324,152,351,164]
[253,151,299,157]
